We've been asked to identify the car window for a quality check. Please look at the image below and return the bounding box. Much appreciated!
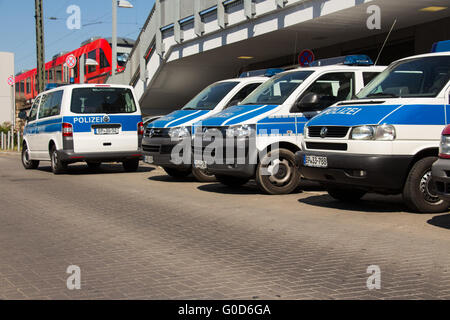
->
[182,81,240,110]
[71,87,137,114]
[295,72,355,111]
[39,91,63,119]
[240,71,314,105]
[363,72,381,86]
[28,96,41,122]
[226,83,262,108]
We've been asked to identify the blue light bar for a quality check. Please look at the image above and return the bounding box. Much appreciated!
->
[309,55,374,67]
[431,40,450,53]
[239,68,284,78]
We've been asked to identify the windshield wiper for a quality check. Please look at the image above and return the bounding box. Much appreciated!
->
[365,92,399,98]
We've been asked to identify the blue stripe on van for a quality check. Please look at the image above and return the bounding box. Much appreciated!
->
[63,115,142,133]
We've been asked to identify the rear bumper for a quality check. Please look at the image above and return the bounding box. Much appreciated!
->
[295,151,413,193]
[58,150,142,163]
[432,158,450,201]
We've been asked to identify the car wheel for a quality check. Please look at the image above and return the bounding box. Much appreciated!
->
[50,146,67,174]
[215,174,249,187]
[327,187,366,202]
[255,148,300,195]
[163,167,191,178]
[403,156,449,213]
[123,159,139,172]
[191,167,216,182]
[21,143,39,169]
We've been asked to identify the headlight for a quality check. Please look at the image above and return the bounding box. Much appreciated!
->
[440,135,450,156]
[226,124,255,138]
[168,126,190,139]
[350,125,395,141]
[303,126,308,136]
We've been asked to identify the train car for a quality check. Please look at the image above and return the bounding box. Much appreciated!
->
[15,37,134,102]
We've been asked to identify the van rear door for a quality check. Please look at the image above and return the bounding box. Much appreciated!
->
[67,86,142,153]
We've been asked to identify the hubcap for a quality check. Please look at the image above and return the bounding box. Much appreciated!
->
[267,158,292,186]
[419,170,441,204]
[52,151,58,169]
[23,148,30,165]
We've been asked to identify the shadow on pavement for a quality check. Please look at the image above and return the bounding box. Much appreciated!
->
[38,163,155,175]
[427,214,450,229]
[197,182,261,195]
[298,194,407,213]
[148,175,198,183]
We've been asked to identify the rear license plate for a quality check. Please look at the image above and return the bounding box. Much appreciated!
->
[144,156,153,164]
[303,155,328,168]
[194,160,207,170]
[95,127,120,135]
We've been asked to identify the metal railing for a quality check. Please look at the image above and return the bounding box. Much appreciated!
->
[0,130,22,152]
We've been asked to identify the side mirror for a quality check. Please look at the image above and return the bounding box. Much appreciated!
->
[18,110,28,120]
[294,93,336,112]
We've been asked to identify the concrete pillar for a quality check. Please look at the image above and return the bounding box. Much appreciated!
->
[156,0,165,56]
[194,0,204,37]
[244,0,256,19]
[217,0,228,29]
[174,0,183,43]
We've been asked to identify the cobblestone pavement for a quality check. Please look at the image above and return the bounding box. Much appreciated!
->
[0,153,450,300]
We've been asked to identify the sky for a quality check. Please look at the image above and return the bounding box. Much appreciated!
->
[0,0,156,74]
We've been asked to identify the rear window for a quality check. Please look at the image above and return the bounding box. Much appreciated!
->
[70,87,137,114]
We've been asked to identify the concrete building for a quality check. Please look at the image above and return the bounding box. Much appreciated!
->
[108,0,450,115]
[0,52,15,126]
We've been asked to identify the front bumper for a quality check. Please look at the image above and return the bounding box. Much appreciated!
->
[193,136,257,179]
[58,150,142,163]
[141,136,191,170]
[295,151,413,193]
[432,158,450,201]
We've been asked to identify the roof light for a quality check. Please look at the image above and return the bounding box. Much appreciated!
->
[431,40,450,53]
[239,68,284,78]
[419,6,447,12]
[308,55,374,67]
[238,56,254,60]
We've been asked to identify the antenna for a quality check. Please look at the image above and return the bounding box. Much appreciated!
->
[375,18,397,65]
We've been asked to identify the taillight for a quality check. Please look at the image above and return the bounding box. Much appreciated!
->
[138,122,144,135]
[62,123,73,137]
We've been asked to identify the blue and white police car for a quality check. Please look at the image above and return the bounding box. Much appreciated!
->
[141,74,271,181]
[193,56,385,194]
[297,41,450,213]
[20,84,144,174]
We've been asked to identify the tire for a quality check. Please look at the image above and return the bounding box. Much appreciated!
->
[255,148,300,195]
[191,167,216,182]
[21,143,39,170]
[50,146,67,174]
[215,174,249,187]
[87,162,101,170]
[163,167,191,178]
[123,159,139,172]
[403,156,449,213]
[327,187,366,202]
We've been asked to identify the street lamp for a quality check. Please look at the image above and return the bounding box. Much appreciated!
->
[111,0,134,82]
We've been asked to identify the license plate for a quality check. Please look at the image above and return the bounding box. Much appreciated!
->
[303,155,328,168]
[144,155,153,164]
[95,127,119,135]
[194,160,207,170]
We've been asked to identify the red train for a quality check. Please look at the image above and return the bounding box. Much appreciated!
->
[15,37,134,101]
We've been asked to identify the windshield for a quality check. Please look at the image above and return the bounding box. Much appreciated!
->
[182,81,239,110]
[357,56,450,99]
[240,71,314,105]
[117,53,129,67]
[71,87,137,114]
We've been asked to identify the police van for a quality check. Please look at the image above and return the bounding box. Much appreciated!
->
[193,56,385,194]
[141,73,274,181]
[297,41,450,213]
[19,84,144,174]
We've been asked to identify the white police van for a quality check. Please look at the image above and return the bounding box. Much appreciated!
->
[141,72,275,181]
[297,41,450,213]
[20,84,144,174]
[193,56,385,194]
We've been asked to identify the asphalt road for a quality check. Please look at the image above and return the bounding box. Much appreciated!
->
[0,152,450,300]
